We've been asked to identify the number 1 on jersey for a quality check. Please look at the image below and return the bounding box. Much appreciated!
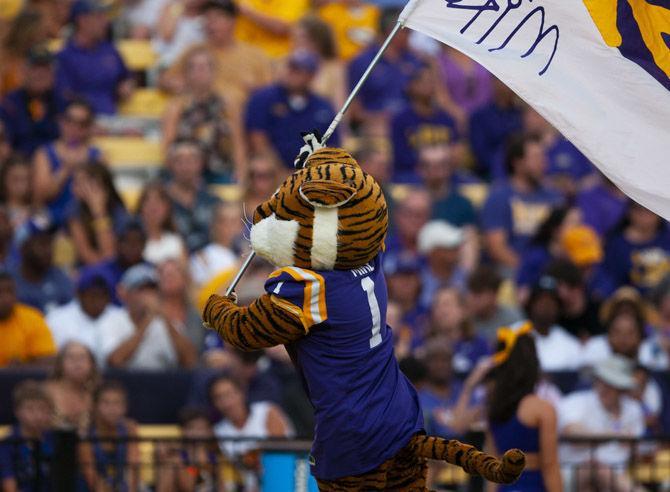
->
[361,277,382,348]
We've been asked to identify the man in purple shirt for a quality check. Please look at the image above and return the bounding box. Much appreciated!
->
[577,178,628,238]
[56,0,134,115]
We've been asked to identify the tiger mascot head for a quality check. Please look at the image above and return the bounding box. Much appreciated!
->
[249,147,387,271]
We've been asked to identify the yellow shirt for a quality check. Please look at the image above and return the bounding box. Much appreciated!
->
[0,304,56,367]
[319,2,380,61]
[234,0,309,58]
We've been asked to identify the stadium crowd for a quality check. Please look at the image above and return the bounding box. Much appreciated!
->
[0,0,669,490]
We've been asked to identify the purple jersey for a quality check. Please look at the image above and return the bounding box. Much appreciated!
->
[264,254,424,480]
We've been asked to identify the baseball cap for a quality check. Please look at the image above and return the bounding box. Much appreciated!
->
[418,221,464,253]
[201,0,238,16]
[119,264,158,291]
[593,355,636,390]
[287,50,319,74]
[77,265,114,293]
[27,46,55,66]
[70,0,111,20]
[560,225,603,267]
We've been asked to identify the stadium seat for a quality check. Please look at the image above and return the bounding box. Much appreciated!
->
[116,39,158,72]
[94,136,163,171]
[210,184,243,202]
[119,88,170,118]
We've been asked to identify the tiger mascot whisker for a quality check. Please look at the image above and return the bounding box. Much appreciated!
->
[203,145,525,491]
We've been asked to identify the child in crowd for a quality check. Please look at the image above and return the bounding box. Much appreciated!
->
[0,380,54,491]
[79,381,140,492]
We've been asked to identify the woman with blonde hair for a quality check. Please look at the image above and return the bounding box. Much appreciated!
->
[44,341,99,432]
[162,45,246,184]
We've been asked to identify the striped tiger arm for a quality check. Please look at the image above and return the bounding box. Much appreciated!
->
[409,435,525,485]
[202,294,307,351]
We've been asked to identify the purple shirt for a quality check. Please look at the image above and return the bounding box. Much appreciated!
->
[577,183,628,237]
[438,52,493,116]
[348,45,423,114]
[265,255,424,479]
[56,39,129,115]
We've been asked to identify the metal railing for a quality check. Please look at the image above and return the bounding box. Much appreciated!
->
[3,433,670,491]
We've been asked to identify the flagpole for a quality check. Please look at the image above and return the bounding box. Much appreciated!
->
[225,4,422,297]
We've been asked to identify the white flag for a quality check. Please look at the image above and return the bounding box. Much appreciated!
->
[400,0,670,217]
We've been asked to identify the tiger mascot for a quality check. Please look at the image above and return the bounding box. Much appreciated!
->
[203,136,525,491]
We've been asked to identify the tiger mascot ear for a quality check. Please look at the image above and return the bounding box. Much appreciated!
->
[299,180,357,208]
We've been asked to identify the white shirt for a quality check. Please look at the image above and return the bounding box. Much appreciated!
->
[143,232,185,265]
[533,325,583,371]
[639,335,670,370]
[214,402,272,459]
[106,314,179,370]
[124,0,170,32]
[558,390,644,465]
[190,244,237,286]
[153,15,204,67]
[581,335,611,367]
[46,301,134,368]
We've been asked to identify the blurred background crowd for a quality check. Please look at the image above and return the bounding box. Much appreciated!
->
[0,0,669,489]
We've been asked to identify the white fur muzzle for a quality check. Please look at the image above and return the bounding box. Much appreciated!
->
[310,207,339,270]
[250,213,300,267]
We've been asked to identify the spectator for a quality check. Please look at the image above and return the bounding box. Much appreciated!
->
[55,0,134,114]
[515,207,584,296]
[79,381,141,491]
[385,187,431,258]
[466,265,523,344]
[68,162,130,266]
[162,0,272,111]
[0,381,54,490]
[98,220,148,298]
[210,375,293,459]
[0,122,12,166]
[0,46,63,156]
[241,152,285,215]
[438,46,492,119]
[639,276,670,370]
[582,311,645,367]
[108,264,198,370]
[11,219,74,313]
[0,10,47,96]
[46,265,129,366]
[190,202,240,287]
[44,341,98,431]
[559,356,645,491]
[485,328,563,492]
[391,64,458,182]
[468,78,522,179]
[0,156,32,231]
[0,269,56,367]
[121,0,171,39]
[594,200,670,297]
[347,8,422,133]
[630,364,663,436]
[384,256,427,344]
[317,0,379,61]
[162,46,246,183]
[245,49,338,168]
[428,288,490,372]
[293,15,347,115]
[417,221,468,307]
[480,133,563,272]
[417,339,479,439]
[157,259,205,351]
[576,177,628,238]
[0,208,14,268]
[153,0,205,67]
[155,407,232,491]
[234,0,309,58]
[165,139,220,252]
[546,259,604,341]
[417,142,477,228]
[137,182,186,265]
[525,276,582,371]
[32,99,100,227]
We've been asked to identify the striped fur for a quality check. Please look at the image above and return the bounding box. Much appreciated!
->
[251,147,388,270]
[317,435,525,491]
